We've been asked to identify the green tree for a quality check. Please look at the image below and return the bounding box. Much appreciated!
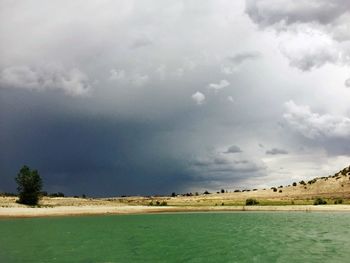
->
[245,198,259,206]
[15,165,43,205]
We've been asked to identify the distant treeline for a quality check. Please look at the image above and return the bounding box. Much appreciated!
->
[0,192,17,197]
[0,191,88,198]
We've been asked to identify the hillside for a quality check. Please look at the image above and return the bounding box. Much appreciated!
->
[1,165,350,208]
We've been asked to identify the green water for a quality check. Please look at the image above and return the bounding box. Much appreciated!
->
[0,212,350,262]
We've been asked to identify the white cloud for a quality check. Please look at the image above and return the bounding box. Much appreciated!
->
[174,68,184,78]
[221,66,237,75]
[0,66,91,96]
[109,69,125,80]
[184,59,196,71]
[131,73,149,86]
[284,100,350,139]
[191,91,206,105]
[208,79,230,92]
[227,96,234,103]
[279,28,339,71]
[245,0,350,83]
[155,65,166,80]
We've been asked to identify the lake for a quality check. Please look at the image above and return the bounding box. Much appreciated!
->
[0,212,349,262]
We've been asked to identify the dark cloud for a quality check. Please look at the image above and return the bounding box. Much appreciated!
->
[245,0,350,27]
[225,145,243,153]
[130,37,153,49]
[265,148,288,155]
[345,78,350,88]
[227,51,261,65]
[0,89,195,196]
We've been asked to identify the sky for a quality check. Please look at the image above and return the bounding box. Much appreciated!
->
[1,0,350,196]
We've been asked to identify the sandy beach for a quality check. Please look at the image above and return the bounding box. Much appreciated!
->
[1,205,350,218]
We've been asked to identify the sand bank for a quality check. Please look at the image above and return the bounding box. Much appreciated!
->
[1,205,350,218]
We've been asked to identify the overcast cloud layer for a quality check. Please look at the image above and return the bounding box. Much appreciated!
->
[1,0,349,196]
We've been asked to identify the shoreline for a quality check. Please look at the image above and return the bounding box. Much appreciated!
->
[1,205,350,218]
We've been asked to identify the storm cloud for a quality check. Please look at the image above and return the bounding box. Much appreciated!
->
[0,0,349,196]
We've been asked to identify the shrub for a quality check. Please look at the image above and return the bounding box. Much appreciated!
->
[171,192,176,197]
[299,180,306,185]
[234,190,241,192]
[203,190,210,195]
[1,192,17,197]
[49,192,65,197]
[245,198,259,206]
[271,187,277,192]
[15,165,43,205]
[292,182,297,186]
[334,199,343,204]
[279,190,282,193]
[221,189,225,193]
[314,198,327,205]
[308,179,317,184]
[149,200,167,206]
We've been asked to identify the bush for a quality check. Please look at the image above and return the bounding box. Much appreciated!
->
[314,198,327,205]
[271,187,277,192]
[0,192,17,197]
[15,165,43,205]
[279,190,282,193]
[292,182,297,186]
[334,199,343,204]
[149,200,167,206]
[299,180,306,185]
[221,189,225,193]
[49,192,65,197]
[234,190,241,193]
[171,192,176,197]
[308,179,317,184]
[245,198,259,206]
[203,190,210,195]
